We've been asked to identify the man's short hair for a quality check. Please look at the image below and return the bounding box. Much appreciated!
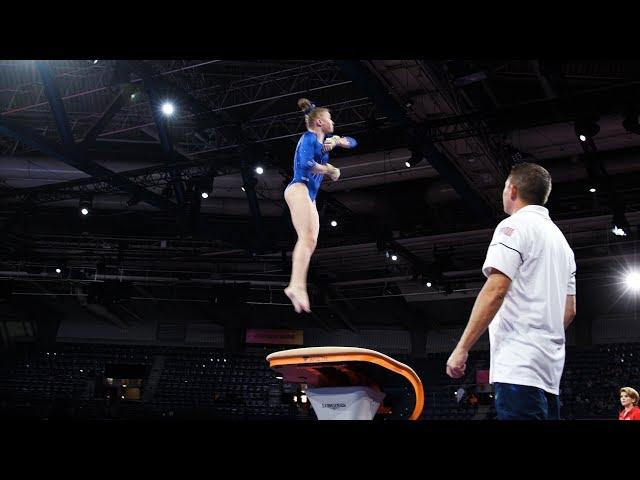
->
[509,163,552,205]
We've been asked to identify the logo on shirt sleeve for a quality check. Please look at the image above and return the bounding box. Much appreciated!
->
[499,226,516,237]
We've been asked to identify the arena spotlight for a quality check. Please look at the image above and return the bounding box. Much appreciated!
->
[575,119,600,143]
[79,196,92,216]
[161,102,175,116]
[625,271,640,292]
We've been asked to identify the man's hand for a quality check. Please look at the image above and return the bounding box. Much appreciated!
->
[446,347,469,379]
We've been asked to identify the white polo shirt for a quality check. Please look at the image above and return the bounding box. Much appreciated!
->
[482,205,576,395]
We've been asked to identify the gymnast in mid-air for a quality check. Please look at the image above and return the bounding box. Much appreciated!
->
[283,98,357,313]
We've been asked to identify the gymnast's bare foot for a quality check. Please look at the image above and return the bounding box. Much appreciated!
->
[284,285,311,313]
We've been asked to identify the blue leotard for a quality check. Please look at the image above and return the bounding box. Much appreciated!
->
[287,131,328,202]
[287,133,357,201]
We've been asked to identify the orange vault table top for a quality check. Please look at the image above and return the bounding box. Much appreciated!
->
[266,346,424,420]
